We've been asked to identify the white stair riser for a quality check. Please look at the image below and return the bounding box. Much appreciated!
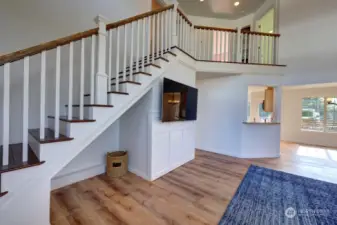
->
[108,94,129,106]
[66,107,93,119]
[47,118,70,136]
[112,83,140,93]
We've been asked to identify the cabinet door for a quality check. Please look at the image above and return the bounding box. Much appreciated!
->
[169,130,184,168]
[152,132,170,176]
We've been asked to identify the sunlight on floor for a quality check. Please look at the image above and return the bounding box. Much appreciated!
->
[296,146,337,162]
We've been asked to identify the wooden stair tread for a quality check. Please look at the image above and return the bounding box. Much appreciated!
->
[0,144,45,174]
[29,128,74,144]
[111,81,141,86]
[65,104,113,108]
[84,91,129,96]
[111,71,151,81]
[48,116,96,123]
[107,91,129,95]
[0,191,8,197]
[119,63,161,74]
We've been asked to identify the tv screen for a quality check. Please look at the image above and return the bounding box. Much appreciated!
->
[162,78,198,122]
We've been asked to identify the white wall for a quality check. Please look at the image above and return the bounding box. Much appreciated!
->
[196,74,282,157]
[279,0,337,85]
[51,120,120,189]
[282,87,337,148]
[0,0,151,53]
[119,91,152,179]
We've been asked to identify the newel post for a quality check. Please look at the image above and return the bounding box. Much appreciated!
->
[95,15,108,104]
[235,28,242,63]
[171,1,179,47]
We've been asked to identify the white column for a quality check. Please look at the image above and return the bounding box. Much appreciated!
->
[95,15,108,104]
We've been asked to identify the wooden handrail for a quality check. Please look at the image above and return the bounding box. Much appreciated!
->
[194,25,237,33]
[0,28,98,66]
[177,8,193,26]
[241,31,281,37]
[106,4,174,30]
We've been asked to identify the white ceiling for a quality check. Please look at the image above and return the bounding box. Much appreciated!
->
[178,0,266,20]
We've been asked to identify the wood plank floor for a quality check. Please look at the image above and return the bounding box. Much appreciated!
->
[50,142,337,225]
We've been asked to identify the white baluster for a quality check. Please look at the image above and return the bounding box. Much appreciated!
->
[161,13,164,57]
[180,16,183,48]
[165,11,168,52]
[54,46,61,138]
[266,36,270,64]
[116,27,120,91]
[220,32,223,62]
[40,51,46,139]
[248,34,253,63]
[235,30,241,62]
[79,39,85,120]
[152,15,156,62]
[147,17,151,62]
[67,44,73,120]
[2,63,10,166]
[223,32,227,62]
[157,14,160,56]
[136,21,140,72]
[169,9,172,49]
[130,22,134,81]
[142,18,146,70]
[209,30,212,60]
[274,36,279,64]
[108,30,112,91]
[195,29,199,59]
[123,24,128,81]
[91,35,96,101]
[22,57,29,162]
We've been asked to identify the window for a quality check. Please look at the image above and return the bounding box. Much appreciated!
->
[259,103,272,122]
[301,97,337,133]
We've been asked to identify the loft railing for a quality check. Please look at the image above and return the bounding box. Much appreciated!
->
[0,4,281,168]
[175,9,281,65]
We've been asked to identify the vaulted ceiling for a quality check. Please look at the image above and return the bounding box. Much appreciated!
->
[177,0,266,19]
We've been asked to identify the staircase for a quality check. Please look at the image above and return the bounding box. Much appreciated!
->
[0,3,283,224]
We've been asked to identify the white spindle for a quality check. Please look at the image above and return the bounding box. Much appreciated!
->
[116,27,120,91]
[54,46,61,138]
[259,35,262,63]
[161,13,164,57]
[79,39,85,120]
[248,34,253,63]
[180,16,183,48]
[195,29,198,59]
[220,32,224,62]
[91,35,96,101]
[152,15,156,62]
[224,32,227,62]
[136,21,140,72]
[169,9,172,49]
[2,63,10,166]
[108,30,112,91]
[274,36,279,64]
[165,11,168,52]
[22,57,29,162]
[147,17,151,63]
[123,25,128,81]
[130,22,135,81]
[67,43,73,120]
[40,51,46,139]
[142,18,146,70]
[157,14,160,56]
[267,36,270,64]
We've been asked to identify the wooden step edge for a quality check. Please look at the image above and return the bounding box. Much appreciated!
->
[164,50,177,57]
[107,91,129,95]
[28,128,74,144]
[0,192,8,197]
[119,63,161,74]
[65,104,114,108]
[111,71,152,81]
[0,161,46,174]
[111,81,141,86]
[47,116,96,123]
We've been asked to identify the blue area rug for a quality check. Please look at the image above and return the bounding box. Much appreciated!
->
[219,165,337,225]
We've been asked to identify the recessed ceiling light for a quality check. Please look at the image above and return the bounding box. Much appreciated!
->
[234,1,240,6]
[200,0,204,2]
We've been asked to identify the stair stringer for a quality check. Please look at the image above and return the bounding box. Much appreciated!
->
[0,56,176,225]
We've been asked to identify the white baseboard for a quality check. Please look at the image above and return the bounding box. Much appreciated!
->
[51,164,105,190]
[128,167,150,181]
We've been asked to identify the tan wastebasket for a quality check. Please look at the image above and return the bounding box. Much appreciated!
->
[106,151,128,178]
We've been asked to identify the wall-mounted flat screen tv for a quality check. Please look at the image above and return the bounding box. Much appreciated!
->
[162,78,198,122]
